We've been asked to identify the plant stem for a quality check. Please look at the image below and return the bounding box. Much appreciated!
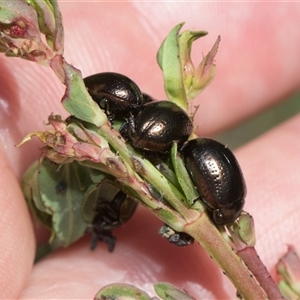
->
[57,61,280,299]
[97,122,199,223]
[237,247,284,299]
[185,214,268,300]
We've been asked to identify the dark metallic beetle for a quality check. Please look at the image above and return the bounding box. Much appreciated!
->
[181,138,246,225]
[127,101,193,152]
[141,93,155,104]
[90,183,137,252]
[84,72,143,121]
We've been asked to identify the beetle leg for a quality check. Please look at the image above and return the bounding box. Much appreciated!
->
[90,229,116,252]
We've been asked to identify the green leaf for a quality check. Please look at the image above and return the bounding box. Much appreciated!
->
[81,183,101,224]
[188,35,220,100]
[94,283,152,300]
[88,167,112,184]
[233,212,256,247]
[74,160,95,190]
[26,0,64,53]
[157,23,188,111]
[41,160,90,246]
[157,22,220,109]
[24,158,93,247]
[178,29,207,99]
[170,143,202,210]
[0,0,41,52]
[154,160,181,190]
[277,246,300,299]
[278,280,299,300]
[0,2,23,21]
[154,282,196,300]
[22,160,52,229]
[61,63,108,127]
[0,0,63,63]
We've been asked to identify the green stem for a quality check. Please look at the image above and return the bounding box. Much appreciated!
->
[97,122,199,222]
[56,50,274,300]
[184,214,268,300]
[79,160,186,231]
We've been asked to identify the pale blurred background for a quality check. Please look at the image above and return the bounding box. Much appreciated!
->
[215,91,300,149]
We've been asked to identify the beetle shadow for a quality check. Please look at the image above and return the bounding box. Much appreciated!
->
[115,206,231,299]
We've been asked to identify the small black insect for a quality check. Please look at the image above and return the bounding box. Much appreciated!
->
[159,225,194,247]
[181,138,246,225]
[90,183,138,252]
[126,101,193,152]
[83,72,143,121]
